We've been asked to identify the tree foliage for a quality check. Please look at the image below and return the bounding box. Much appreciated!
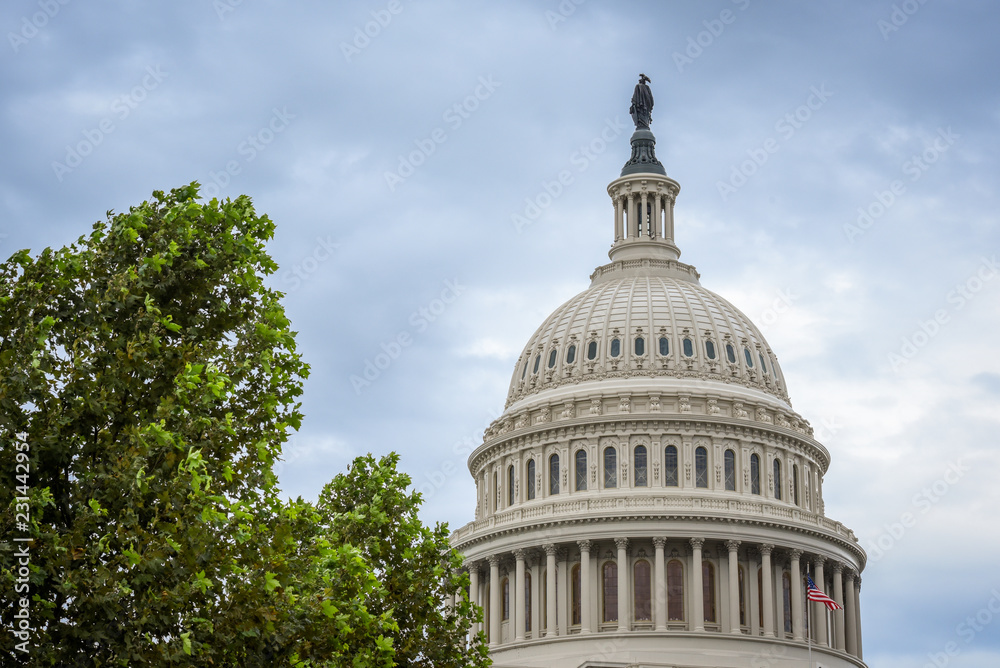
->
[0,185,484,666]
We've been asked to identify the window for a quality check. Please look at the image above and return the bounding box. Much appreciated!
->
[566,344,576,364]
[493,471,498,511]
[757,568,763,629]
[533,354,541,373]
[738,565,747,626]
[571,564,581,625]
[634,445,648,487]
[773,458,783,501]
[610,338,621,357]
[759,352,768,374]
[525,573,532,632]
[502,577,510,620]
[550,454,560,495]
[548,349,557,368]
[507,464,515,506]
[744,347,754,368]
[750,454,761,495]
[726,343,737,363]
[659,337,669,355]
[521,359,528,379]
[526,459,536,500]
[793,464,800,506]
[724,449,736,491]
[667,559,685,621]
[683,338,694,357]
[634,337,645,356]
[485,583,491,642]
[587,341,597,360]
[782,571,792,634]
[664,445,678,487]
[703,561,717,623]
[706,340,716,359]
[602,562,618,622]
[603,447,617,488]
[695,446,708,488]
[634,560,652,621]
[575,449,587,491]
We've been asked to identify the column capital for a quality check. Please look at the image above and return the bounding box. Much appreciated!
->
[653,536,667,549]
[487,554,501,567]
[543,543,558,557]
[789,549,803,561]
[844,569,857,583]
[759,543,774,556]
[831,561,844,574]
[689,537,705,550]
[856,576,862,591]
[811,554,826,568]
[725,539,741,553]
[513,548,527,562]
[466,561,481,575]
[577,539,593,553]
[615,537,629,551]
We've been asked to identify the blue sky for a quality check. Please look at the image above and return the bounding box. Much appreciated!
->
[3,1,999,665]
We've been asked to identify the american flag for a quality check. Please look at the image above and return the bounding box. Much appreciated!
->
[806,575,843,611]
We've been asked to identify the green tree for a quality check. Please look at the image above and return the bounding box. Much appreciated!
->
[317,453,489,668]
[0,185,410,666]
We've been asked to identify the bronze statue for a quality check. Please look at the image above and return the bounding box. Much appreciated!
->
[629,73,653,129]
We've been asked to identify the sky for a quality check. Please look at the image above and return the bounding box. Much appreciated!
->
[2,1,999,665]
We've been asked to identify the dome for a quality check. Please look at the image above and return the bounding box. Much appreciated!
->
[506,270,791,410]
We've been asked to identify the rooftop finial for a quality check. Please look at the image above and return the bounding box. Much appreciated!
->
[629,73,653,130]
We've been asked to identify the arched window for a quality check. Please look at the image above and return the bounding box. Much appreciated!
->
[738,565,747,626]
[603,447,617,488]
[502,577,510,620]
[773,458,783,501]
[587,341,597,360]
[533,354,541,374]
[782,571,792,634]
[695,446,709,488]
[507,464,515,506]
[548,349,557,368]
[664,445,678,487]
[703,561,717,624]
[757,568,763,629]
[634,560,652,621]
[634,445,648,487]
[706,340,717,359]
[726,343,737,364]
[793,464,800,506]
[724,449,736,491]
[549,454,560,495]
[493,471,498,511]
[610,338,621,357]
[667,559,684,621]
[521,359,528,379]
[683,338,694,357]
[571,564,581,625]
[525,572,532,632]
[659,337,669,355]
[566,344,576,364]
[634,337,645,356]
[526,459,536,500]
[759,352,768,374]
[602,561,618,622]
[744,347,754,368]
[575,449,587,491]
[750,454,761,495]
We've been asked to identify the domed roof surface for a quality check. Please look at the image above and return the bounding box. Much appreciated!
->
[506,270,790,407]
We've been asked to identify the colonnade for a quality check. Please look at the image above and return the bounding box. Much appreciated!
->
[465,536,863,660]
[612,188,676,244]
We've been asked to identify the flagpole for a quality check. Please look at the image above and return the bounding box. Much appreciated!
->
[807,595,813,668]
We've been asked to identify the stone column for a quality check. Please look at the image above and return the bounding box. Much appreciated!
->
[760,544,775,638]
[652,194,661,239]
[813,557,828,647]
[626,194,636,238]
[690,538,705,632]
[468,563,480,643]
[514,549,526,641]
[832,562,845,651]
[727,540,741,634]
[772,555,783,637]
[640,192,649,237]
[557,549,569,636]
[614,197,622,242]
[530,554,541,639]
[790,549,804,641]
[488,555,501,646]
[578,540,593,634]
[855,577,864,659]
[654,537,667,631]
[845,570,858,656]
[665,192,676,242]
[615,538,630,631]
[544,544,557,637]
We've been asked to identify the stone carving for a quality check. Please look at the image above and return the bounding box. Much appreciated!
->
[590,398,602,415]
[734,402,749,419]
[538,406,550,424]
[653,461,660,481]
[649,395,661,412]
[515,413,527,429]
[619,396,631,413]
[756,407,772,423]
[679,395,692,414]
[777,413,792,428]
[715,464,722,483]
[590,462,597,484]
[653,537,667,550]
[707,398,721,415]
[621,459,629,481]
[561,402,575,419]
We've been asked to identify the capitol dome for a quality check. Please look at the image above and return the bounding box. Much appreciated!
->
[451,77,866,668]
